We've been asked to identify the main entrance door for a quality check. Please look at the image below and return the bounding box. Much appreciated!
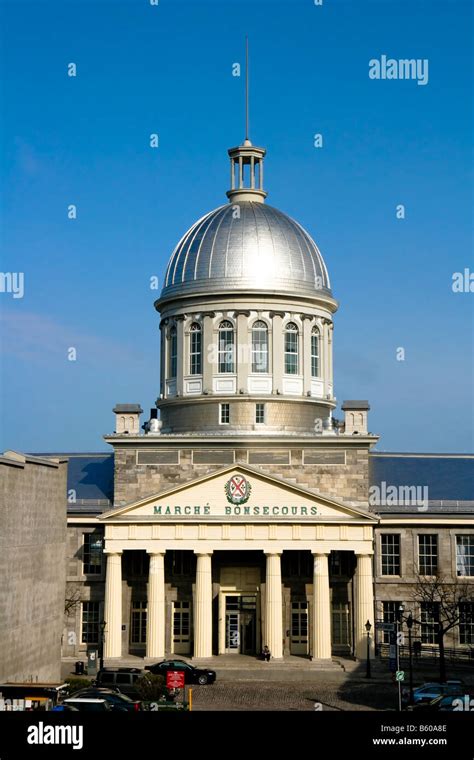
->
[290,601,309,655]
[224,595,257,654]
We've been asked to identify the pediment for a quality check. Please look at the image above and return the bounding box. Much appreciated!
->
[100,465,377,523]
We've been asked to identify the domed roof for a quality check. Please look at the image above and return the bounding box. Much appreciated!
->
[160,201,332,302]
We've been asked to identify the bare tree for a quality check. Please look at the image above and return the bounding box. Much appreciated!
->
[411,573,474,682]
[64,582,83,617]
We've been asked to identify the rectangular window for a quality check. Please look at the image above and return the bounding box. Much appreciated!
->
[459,603,474,645]
[381,534,401,575]
[173,601,191,644]
[456,536,474,576]
[382,601,397,644]
[255,403,265,424]
[131,601,147,645]
[420,602,440,644]
[331,602,351,647]
[220,403,230,424]
[81,601,100,644]
[83,532,103,575]
[418,534,438,575]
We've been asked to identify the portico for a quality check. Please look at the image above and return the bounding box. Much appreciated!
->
[100,465,377,662]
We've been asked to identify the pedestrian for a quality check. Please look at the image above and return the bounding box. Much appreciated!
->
[262,645,271,662]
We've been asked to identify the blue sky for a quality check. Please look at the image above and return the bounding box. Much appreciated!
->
[0,0,472,453]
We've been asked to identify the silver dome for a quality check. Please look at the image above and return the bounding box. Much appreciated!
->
[160,202,332,302]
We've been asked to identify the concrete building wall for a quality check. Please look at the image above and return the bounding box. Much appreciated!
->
[0,452,67,683]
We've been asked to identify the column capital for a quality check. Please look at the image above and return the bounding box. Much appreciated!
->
[355,552,374,558]
[264,551,282,557]
[146,549,166,556]
[103,550,122,556]
[311,550,330,557]
[193,550,213,556]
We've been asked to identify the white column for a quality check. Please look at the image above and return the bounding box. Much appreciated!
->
[328,323,334,396]
[312,552,332,659]
[236,312,250,392]
[265,553,283,659]
[271,313,284,392]
[194,553,213,658]
[146,552,165,659]
[202,313,214,391]
[104,552,122,658]
[355,553,375,659]
[322,320,329,397]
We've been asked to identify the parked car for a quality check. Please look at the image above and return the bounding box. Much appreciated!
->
[69,688,141,712]
[93,668,144,699]
[145,659,216,685]
[63,698,112,712]
[409,692,472,712]
[402,680,465,707]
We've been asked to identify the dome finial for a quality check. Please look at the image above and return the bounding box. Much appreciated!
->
[227,38,267,203]
[245,35,250,144]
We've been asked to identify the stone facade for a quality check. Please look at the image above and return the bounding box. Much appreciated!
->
[374,521,474,650]
[159,398,330,435]
[0,451,67,683]
[111,443,372,507]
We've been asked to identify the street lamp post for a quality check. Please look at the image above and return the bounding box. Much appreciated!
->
[365,620,372,678]
[406,613,414,706]
[396,603,404,711]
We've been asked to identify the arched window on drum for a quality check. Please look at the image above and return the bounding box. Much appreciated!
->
[189,322,202,375]
[169,326,177,379]
[251,320,268,373]
[218,320,235,373]
[311,326,320,378]
[284,322,299,375]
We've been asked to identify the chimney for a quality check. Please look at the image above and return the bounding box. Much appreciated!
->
[113,404,143,435]
[341,401,370,435]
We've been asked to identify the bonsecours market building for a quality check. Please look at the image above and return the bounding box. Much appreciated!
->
[62,134,474,665]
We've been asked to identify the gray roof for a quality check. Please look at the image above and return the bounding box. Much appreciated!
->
[159,202,332,303]
[50,450,473,517]
[369,453,473,510]
[113,404,143,413]
[341,400,370,410]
